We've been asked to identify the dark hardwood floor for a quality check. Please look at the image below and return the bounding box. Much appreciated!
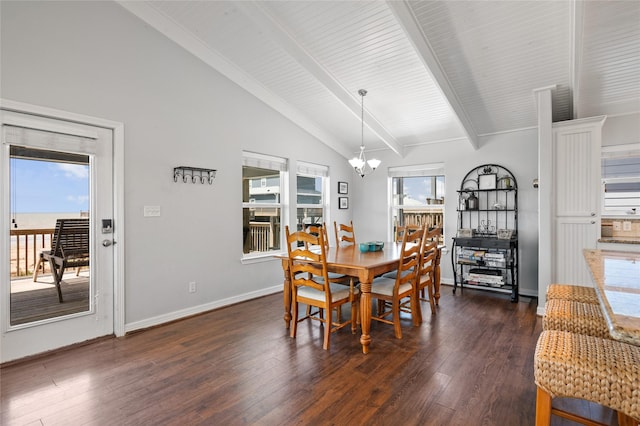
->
[0,286,619,425]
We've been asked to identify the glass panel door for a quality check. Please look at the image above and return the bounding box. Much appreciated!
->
[9,146,90,325]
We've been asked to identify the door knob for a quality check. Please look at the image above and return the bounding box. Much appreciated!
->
[102,239,116,247]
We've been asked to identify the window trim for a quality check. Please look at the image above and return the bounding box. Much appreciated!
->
[242,151,288,259]
[388,164,446,241]
[295,161,328,233]
[601,144,640,217]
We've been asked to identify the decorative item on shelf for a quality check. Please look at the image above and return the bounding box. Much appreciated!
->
[174,166,217,184]
[475,219,495,237]
[465,192,479,210]
[479,173,497,190]
[499,176,513,189]
[457,228,473,237]
[497,229,515,239]
[493,203,504,210]
[349,89,380,177]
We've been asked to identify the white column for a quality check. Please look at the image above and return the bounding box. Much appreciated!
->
[533,86,555,316]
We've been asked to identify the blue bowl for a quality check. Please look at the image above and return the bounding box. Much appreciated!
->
[359,243,369,252]
[368,241,384,251]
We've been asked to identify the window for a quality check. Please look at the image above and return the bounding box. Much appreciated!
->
[389,164,445,242]
[242,152,287,256]
[602,144,640,216]
[296,161,328,233]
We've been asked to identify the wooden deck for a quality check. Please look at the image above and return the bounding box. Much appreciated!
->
[10,272,89,325]
[0,287,617,425]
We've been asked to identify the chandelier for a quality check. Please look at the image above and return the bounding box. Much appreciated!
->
[349,89,380,177]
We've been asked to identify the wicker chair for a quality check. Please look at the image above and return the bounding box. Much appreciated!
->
[534,330,640,425]
[543,299,610,339]
[546,283,599,304]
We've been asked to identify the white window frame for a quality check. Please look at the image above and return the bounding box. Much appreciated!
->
[295,161,328,235]
[601,143,640,217]
[388,163,446,241]
[241,151,288,261]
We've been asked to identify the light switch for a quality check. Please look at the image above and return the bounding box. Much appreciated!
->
[623,221,632,231]
[144,205,161,217]
[613,221,622,231]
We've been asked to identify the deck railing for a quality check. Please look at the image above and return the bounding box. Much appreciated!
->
[400,209,444,243]
[402,210,443,229]
[12,215,441,276]
[10,228,54,277]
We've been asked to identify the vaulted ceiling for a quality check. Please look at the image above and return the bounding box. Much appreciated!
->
[120,1,640,159]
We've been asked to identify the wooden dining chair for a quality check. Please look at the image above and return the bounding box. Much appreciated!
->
[304,223,357,322]
[370,226,423,339]
[334,220,356,246]
[415,227,441,320]
[383,224,423,280]
[394,224,421,243]
[285,226,359,350]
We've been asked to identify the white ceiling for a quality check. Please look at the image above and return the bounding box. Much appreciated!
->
[120,0,640,159]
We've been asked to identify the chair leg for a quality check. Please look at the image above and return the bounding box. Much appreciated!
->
[535,387,552,426]
[290,302,299,339]
[410,295,420,327]
[427,283,436,315]
[33,255,43,282]
[617,412,639,426]
[393,300,402,339]
[323,314,331,350]
[351,299,357,334]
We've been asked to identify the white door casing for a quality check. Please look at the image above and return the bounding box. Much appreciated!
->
[0,100,124,363]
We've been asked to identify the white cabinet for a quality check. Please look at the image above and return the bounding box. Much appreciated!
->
[552,116,606,285]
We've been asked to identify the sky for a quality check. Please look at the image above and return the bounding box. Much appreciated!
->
[401,176,445,205]
[11,158,89,213]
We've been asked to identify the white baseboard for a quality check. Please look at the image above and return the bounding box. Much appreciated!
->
[125,285,282,333]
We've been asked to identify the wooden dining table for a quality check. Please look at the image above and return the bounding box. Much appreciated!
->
[583,249,640,346]
[278,242,442,354]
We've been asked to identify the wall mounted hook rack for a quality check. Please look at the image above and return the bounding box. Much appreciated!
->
[173,166,217,184]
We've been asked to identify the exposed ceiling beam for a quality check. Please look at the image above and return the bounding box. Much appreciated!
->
[237,1,404,158]
[388,1,479,150]
[116,1,353,159]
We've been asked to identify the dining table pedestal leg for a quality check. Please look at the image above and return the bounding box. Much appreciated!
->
[434,249,442,306]
[359,280,372,354]
[281,259,292,329]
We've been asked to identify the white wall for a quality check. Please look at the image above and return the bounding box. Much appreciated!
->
[1,1,553,334]
[351,129,540,297]
[602,113,640,146]
[1,1,356,328]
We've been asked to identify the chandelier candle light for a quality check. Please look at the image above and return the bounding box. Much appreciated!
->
[349,89,381,177]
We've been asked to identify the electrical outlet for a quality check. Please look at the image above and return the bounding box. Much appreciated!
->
[613,221,622,231]
[623,221,632,231]
[188,281,196,293]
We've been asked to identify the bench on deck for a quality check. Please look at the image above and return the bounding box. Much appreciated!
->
[33,218,90,303]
